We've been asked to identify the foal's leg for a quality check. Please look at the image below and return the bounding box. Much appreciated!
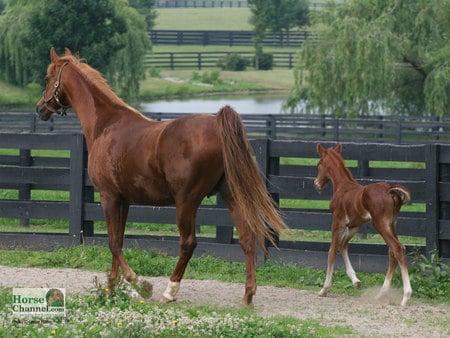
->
[374,219,412,306]
[161,201,198,303]
[340,226,362,289]
[319,221,343,297]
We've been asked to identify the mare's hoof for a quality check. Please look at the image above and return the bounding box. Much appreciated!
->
[240,299,254,308]
[354,281,362,290]
[130,280,153,299]
[138,280,153,299]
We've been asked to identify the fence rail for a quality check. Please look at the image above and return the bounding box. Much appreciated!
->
[146,51,297,69]
[154,0,328,8]
[0,133,449,271]
[149,30,310,47]
[3,111,450,144]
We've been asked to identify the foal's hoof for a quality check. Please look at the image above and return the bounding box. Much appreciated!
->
[354,281,362,290]
[318,289,328,297]
[160,295,176,304]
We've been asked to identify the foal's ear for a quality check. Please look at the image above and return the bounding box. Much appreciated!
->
[335,143,342,153]
[64,48,73,56]
[317,143,325,155]
[50,47,59,63]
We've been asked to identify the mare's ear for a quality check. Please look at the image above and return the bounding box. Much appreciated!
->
[50,47,59,63]
[335,143,342,153]
[64,48,72,56]
[317,143,325,156]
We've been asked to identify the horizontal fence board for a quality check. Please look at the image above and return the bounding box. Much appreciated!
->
[0,200,69,219]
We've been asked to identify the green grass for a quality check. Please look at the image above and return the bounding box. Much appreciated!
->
[154,8,253,30]
[0,240,447,336]
[0,286,352,337]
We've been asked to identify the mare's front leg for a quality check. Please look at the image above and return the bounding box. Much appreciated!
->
[103,194,152,297]
[161,202,198,303]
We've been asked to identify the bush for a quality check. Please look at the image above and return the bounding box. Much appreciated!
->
[216,53,249,71]
[409,248,450,300]
[190,70,222,85]
[254,53,273,70]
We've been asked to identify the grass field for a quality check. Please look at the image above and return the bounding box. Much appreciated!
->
[154,8,253,30]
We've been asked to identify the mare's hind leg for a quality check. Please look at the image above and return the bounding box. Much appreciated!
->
[161,201,198,303]
[221,188,257,307]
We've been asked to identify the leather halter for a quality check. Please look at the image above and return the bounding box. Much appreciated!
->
[41,61,71,116]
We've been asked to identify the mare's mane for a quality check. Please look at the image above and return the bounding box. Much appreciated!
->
[57,55,135,110]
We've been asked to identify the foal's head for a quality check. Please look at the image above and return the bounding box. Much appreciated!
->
[314,143,344,192]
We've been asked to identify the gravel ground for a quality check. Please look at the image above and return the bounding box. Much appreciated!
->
[1,265,449,337]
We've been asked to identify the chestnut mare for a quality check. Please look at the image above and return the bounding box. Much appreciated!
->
[314,143,412,306]
[36,48,288,306]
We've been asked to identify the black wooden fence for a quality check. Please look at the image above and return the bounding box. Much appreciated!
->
[3,111,450,145]
[155,0,328,8]
[149,30,310,47]
[146,51,297,69]
[0,133,449,272]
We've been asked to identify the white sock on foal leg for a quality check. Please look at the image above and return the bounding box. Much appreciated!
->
[163,281,180,301]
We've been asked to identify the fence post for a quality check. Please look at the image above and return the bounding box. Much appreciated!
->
[438,145,450,258]
[69,134,88,244]
[170,53,174,70]
[197,52,202,70]
[18,149,32,227]
[252,138,276,254]
[215,195,233,244]
[425,143,439,255]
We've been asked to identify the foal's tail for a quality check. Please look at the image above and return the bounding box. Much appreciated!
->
[216,105,288,250]
[389,184,411,207]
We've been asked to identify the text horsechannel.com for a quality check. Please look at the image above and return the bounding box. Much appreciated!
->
[12,288,66,317]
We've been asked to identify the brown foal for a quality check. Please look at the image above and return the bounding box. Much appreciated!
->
[314,143,412,306]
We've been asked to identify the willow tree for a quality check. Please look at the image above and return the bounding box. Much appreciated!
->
[0,0,151,98]
[288,0,450,117]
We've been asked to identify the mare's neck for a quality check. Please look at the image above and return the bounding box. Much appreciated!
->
[63,66,135,149]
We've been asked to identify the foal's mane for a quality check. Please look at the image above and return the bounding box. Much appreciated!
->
[57,55,132,109]
[328,149,354,180]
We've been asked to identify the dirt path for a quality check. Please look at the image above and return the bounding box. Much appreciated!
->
[1,265,449,337]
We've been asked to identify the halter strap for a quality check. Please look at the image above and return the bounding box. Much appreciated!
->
[41,61,71,116]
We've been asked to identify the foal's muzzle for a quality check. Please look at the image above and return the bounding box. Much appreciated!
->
[314,178,323,193]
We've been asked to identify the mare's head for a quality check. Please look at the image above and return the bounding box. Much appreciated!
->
[36,48,75,121]
[314,143,343,193]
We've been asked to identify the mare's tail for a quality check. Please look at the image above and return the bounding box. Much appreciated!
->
[389,184,411,207]
[216,105,288,250]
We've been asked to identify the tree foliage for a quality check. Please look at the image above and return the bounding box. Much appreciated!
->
[0,0,151,98]
[288,0,450,117]
[248,0,309,68]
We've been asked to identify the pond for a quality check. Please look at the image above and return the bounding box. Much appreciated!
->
[139,93,289,115]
